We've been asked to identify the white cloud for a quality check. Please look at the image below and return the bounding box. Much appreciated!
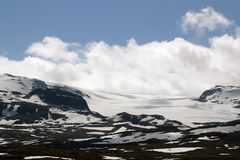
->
[182,7,232,36]
[26,36,80,63]
[1,35,240,97]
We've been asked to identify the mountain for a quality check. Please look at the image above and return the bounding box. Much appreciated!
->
[198,85,240,108]
[0,73,104,124]
[0,74,240,160]
[0,74,187,144]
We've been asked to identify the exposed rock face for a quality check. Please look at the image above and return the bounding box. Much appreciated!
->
[26,87,89,111]
[198,85,223,102]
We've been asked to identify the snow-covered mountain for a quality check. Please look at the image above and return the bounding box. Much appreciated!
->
[0,74,187,144]
[1,73,239,126]
[84,87,240,127]
[0,73,102,124]
[199,85,240,108]
[0,74,240,160]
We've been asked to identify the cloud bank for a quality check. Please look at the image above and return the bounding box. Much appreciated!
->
[1,34,240,97]
[182,7,232,36]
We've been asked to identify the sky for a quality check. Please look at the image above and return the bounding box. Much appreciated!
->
[0,0,239,59]
[0,1,240,96]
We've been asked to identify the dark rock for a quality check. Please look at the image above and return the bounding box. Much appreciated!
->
[198,86,222,102]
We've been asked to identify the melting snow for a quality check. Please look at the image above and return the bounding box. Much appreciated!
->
[49,108,101,124]
[0,153,9,156]
[228,146,239,150]
[103,156,125,160]
[219,153,231,156]
[197,136,215,141]
[24,156,74,160]
[97,132,182,144]
[87,132,105,135]
[82,126,114,131]
[148,147,203,153]
[192,125,240,134]
[20,95,47,106]
[0,138,9,145]
[113,127,127,133]
[0,119,17,125]
[71,138,94,142]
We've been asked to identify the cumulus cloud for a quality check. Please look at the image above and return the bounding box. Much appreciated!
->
[182,7,232,36]
[26,36,81,63]
[1,35,240,97]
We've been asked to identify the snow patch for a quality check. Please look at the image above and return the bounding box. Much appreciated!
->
[82,126,114,131]
[24,156,74,160]
[103,156,125,160]
[192,125,240,134]
[148,147,203,153]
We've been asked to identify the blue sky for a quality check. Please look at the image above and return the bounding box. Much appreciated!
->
[0,0,239,59]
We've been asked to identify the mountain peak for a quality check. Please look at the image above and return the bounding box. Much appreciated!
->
[198,85,240,107]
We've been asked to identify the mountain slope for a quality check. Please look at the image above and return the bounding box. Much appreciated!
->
[0,73,99,124]
[198,85,240,108]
